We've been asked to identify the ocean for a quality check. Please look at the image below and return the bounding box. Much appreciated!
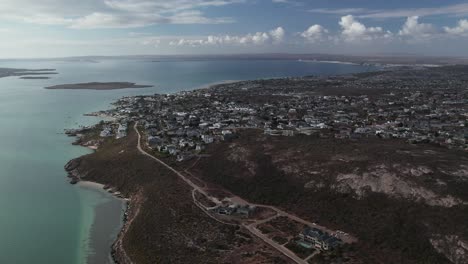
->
[0,58,377,264]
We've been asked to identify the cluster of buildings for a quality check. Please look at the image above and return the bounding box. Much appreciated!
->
[96,68,467,158]
[99,121,129,139]
[104,93,248,161]
[298,227,343,251]
[209,204,256,218]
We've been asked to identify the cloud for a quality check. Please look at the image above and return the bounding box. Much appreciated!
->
[339,15,391,42]
[169,27,287,47]
[269,27,285,43]
[271,0,301,5]
[169,38,206,47]
[0,0,242,28]
[444,19,468,36]
[247,32,271,44]
[71,12,168,29]
[168,10,235,25]
[103,0,244,13]
[141,38,161,47]
[309,3,468,19]
[300,24,328,42]
[360,3,468,19]
[398,16,436,40]
[309,8,368,15]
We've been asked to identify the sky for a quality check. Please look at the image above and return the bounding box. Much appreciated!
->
[1,0,468,58]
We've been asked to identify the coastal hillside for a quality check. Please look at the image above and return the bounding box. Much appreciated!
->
[188,130,468,263]
[67,127,291,264]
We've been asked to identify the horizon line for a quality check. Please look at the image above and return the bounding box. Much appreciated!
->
[1,52,468,61]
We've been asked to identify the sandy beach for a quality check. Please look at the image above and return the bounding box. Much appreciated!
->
[77,181,107,191]
[77,181,127,264]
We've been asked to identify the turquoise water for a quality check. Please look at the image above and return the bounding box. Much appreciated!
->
[0,59,376,264]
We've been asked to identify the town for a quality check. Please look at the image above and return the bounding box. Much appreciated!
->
[90,66,467,162]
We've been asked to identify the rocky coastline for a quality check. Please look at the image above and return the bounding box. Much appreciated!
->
[110,193,142,264]
[64,158,82,185]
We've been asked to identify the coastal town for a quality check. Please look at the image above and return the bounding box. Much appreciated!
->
[63,65,468,264]
[86,66,467,162]
[62,65,467,263]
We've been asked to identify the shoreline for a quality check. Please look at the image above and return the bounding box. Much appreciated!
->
[192,79,240,90]
[77,181,127,264]
[77,181,125,199]
[299,59,361,66]
[70,168,133,264]
[66,135,132,264]
[300,59,444,68]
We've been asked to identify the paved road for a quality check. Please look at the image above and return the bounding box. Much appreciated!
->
[229,193,355,243]
[243,224,308,264]
[134,123,219,204]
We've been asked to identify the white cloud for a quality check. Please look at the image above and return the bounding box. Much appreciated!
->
[71,12,168,29]
[169,27,287,47]
[398,16,436,40]
[310,3,468,19]
[249,32,271,44]
[169,38,205,47]
[141,38,160,47]
[0,0,242,28]
[300,24,328,42]
[269,27,285,43]
[360,3,468,19]
[168,10,234,25]
[339,15,391,42]
[271,0,300,5]
[309,8,368,15]
[444,19,468,36]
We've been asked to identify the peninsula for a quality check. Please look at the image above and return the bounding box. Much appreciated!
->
[20,76,51,80]
[45,82,152,90]
[66,65,468,264]
[0,67,57,78]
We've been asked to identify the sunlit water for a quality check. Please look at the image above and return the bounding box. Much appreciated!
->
[0,59,377,264]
